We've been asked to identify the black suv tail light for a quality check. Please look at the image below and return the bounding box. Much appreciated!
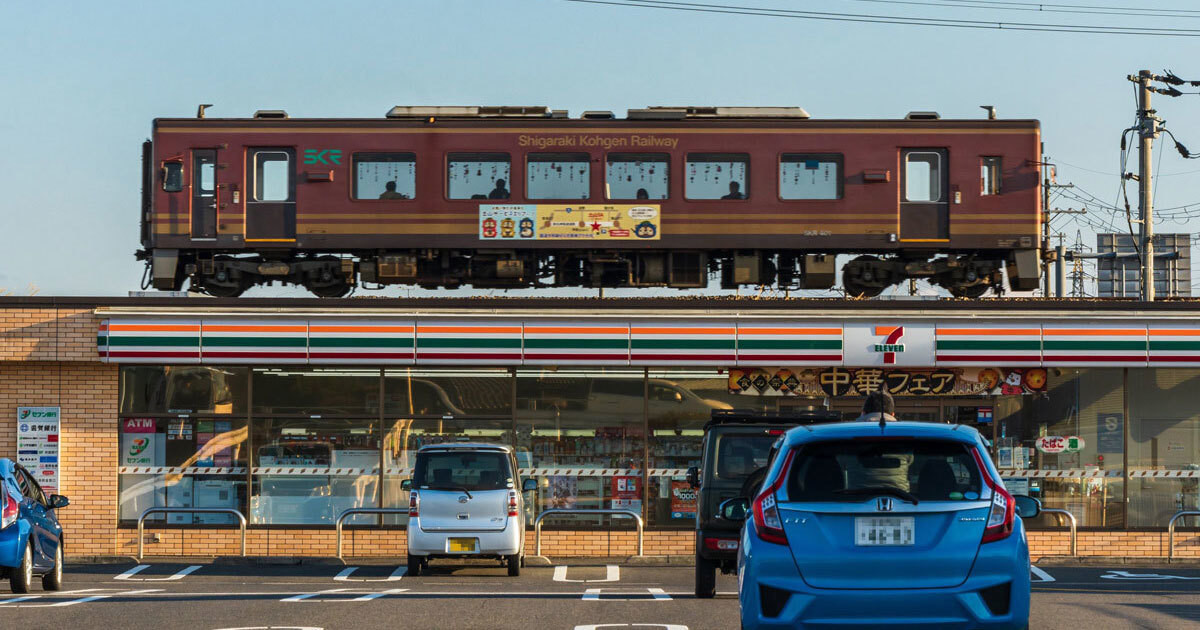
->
[759,584,791,618]
[979,581,1011,616]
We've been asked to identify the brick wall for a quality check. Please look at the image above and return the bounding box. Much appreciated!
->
[0,307,98,362]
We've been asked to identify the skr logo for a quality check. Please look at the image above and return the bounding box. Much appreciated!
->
[303,149,342,165]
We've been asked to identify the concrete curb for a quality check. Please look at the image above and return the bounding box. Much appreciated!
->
[1036,556,1200,567]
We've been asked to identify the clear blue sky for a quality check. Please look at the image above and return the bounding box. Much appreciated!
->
[2,0,1199,296]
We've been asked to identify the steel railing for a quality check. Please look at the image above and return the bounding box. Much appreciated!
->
[534,509,644,557]
[335,508,410,561]
[1167,510,1200,560]
[137,507,247,560]
[1041,508,1077,557]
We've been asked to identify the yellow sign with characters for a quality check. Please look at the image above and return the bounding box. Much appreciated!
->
[479,204,660,241]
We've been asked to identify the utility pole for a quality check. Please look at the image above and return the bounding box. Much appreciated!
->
[1133,69,1160,301]
[1041,147,1051,296]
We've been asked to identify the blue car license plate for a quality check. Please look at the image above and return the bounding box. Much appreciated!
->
[855,516,914,546]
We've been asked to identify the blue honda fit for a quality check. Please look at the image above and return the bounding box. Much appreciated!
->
[730,421,1038,629]
[0,458,68,593]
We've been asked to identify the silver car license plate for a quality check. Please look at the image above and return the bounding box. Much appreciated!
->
[855,516,915,546]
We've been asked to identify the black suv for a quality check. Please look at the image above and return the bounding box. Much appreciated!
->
[687,409,840,598]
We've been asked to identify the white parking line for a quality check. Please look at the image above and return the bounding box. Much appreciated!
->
[0,596,40,605]
[333,566,407,582]
[553,565,621,583]
[282,588,408,602]
[1101,570,1200,581]
[113,564,202,581]
[7,589,162,607]
[582,588,672,601]
[574,625,688,630]
[1030,567,1056,583]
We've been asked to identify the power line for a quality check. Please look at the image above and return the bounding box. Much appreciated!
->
[564,0,1200,35]
[834,0,1200,19]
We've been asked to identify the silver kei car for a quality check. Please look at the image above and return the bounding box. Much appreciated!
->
[403,443,536,576]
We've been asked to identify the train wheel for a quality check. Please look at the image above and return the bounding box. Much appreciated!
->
[949,283,990,299]
[202,280,247,298]
[842,255,886,298]
[308,282,352,298]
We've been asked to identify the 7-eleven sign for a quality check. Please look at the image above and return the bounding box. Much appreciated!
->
[873,326,905,364]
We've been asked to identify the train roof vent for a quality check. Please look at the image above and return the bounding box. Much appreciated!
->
[385,106,553,119]
[627,106,809,120]
[905,111,941,120]
[581,110,615,120]
[253,110,289,119]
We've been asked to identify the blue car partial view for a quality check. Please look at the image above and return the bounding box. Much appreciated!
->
[0,458,68,593]
[730,421,1039,630]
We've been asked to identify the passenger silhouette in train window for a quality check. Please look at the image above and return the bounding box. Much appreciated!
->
[636,188,650,200]
[488,179,510,200]
[378,181,409,199]
[721,181,745,200]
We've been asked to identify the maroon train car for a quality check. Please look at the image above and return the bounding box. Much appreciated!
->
[138,105,1041,297]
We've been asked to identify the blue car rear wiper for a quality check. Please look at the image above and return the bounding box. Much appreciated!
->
[834,486,919,505]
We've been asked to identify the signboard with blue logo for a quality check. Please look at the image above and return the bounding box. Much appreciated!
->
[16,406,60,493]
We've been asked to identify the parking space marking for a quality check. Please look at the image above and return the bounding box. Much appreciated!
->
[282,588,408,602]
[5,588,162,607]
[1030,567,1056,583]
[0,596,40,605]
[1101,570,1200,581]
[113,564,202,581]
[553,565,621,583]
[333,566,406,582]
[582,588,672,601]
[574,626,688,630]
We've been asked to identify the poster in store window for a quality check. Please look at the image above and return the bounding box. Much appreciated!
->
[611,475,641,513]
[670,480,697,519]
[547,476,577,509]
[18,407,61,494]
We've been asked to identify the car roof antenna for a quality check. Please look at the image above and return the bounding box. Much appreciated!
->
[878,384,888,432]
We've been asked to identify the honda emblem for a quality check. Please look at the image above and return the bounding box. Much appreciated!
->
[877,497,894,512]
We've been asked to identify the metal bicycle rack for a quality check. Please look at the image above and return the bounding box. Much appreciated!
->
[335,508,410,561]
[137,507,247,560]
[1041,508,1077,557]
[1167,510,1200,560]
[534,508,644,557]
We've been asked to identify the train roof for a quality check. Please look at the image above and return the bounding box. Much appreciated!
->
[153,105,1039,129]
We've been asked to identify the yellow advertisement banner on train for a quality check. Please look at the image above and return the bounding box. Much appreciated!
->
[479,204,660,241]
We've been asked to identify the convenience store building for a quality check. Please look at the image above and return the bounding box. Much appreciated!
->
[3,296,1200,559]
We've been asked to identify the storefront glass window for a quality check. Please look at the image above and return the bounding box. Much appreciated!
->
[249,417,380,525]
[994,368,1125,528]
[119,366,248,415]
[515,368,645,527]
[252,368,380,416]
[118,415,249,525]
[1129,368,1200,527]
[646,369,743,527]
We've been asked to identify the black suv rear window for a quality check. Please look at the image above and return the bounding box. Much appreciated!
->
[413,451,512,491]
[711,433,777,481]
[786,439,982,502]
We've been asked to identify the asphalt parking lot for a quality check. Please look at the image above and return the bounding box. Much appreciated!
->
[0,561,1196,629]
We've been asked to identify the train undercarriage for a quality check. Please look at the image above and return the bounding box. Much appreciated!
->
[139,248,1040,298]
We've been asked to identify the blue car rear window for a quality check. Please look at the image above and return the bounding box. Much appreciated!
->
[786,439,982,502]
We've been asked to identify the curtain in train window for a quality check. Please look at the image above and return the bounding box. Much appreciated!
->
[606,153,669,200]
[981,156,1002,196]
[354,153,416,200]
[448,153,511,200]
[527,153,590,199]
[779,154,842,200]
[685,153,749,200]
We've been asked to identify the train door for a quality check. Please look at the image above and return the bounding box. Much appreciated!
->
[245,148,296,242]
[190,150,218,239]
[899,148,949,241]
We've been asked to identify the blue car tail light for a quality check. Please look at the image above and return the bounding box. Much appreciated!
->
[752,449,795,545]
[1,490,17,530]
[972,447,1015,544]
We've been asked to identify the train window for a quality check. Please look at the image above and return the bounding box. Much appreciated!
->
[981,156,1002,195]
[904,152,941,202]
[606,153,668,200]
[779,154,842,200]
[527,153,590,199]
[686,153,749,200]
[448,153,511,200]
[162,162,184,192]
[353,152,416,200]
[253,151,292,202]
